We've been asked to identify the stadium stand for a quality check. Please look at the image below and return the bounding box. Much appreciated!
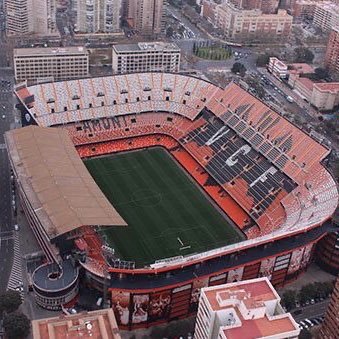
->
[13,73,338,266]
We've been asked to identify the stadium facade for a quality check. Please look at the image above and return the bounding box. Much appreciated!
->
[6,73,338,330]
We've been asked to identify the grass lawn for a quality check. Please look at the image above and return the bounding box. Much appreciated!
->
[85,148,243,267]
[194,47,231,60]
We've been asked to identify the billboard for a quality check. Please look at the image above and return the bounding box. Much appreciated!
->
[227,267,244,283]
[189,277,209,312]
[132,294,149,324]
[288,247,304,274]
[111,291,130,326]
[259,257,276,280]
[148,290,171,322]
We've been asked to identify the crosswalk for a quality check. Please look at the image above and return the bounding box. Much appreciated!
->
[7,232,24,300]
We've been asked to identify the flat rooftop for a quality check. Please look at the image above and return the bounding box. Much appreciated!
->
[202,277,300,339]
[14,46,88,57]
[113,41,180,53]
[32,309,121,339]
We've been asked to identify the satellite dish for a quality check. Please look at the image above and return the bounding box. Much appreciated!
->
[86,323,93,330]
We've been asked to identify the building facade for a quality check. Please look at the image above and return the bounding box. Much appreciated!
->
[316,230,339,274]
[194,278,300,339]
[76,0,121,33]
[313,2,339,32]
[268,57,288,79]
[325,26,339,76]
[126,0,165,36]
[112,42,180,74]
[4,0,56,37]
[215,3,292,41]
[319,278,339,339]
[14,47,89,83]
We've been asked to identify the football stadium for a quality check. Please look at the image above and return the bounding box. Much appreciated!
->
[6,72,338,329]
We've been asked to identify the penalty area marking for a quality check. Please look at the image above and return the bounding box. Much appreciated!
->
[177,237,191,251]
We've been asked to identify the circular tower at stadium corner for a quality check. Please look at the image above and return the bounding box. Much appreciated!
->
[32,259,79,310]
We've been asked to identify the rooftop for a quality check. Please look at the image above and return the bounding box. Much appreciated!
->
[288,63,314,74]
[113,41,180,53]
[14,46,88,57]
[32,309,121,339]
[314,82,339,92]
[5,126,127,239]
[202,278,300,339]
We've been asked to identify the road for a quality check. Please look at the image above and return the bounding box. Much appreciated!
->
[0,68,15,293]
[293,299,329,322]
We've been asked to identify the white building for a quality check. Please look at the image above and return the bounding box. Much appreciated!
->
[76,0,121,33]
[194,277,300,339]
[14,47,89,83]
[313,2,339,32]
[4,0,57,37]
[268,57,288,79]
[112,42,180,74]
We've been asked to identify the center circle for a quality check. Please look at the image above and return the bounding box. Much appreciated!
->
[131,189,162,207]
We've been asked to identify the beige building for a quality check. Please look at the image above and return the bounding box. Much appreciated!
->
[268,57,288,79]
[126,0,165,36]
[14,47,89,83]
[215,3,292,41]
[112,41,180,74]
[325,26,339,76]
[76,0,121,33]
[313,2,339,32]
[194,277,300,339]
[4,0,57,37]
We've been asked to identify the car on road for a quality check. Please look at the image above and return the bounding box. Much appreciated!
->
[304,319,314,327]
[299,321,309,330]
[14,224,19,231]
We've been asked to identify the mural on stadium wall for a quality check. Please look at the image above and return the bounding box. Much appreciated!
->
[227,267,244,283]
[287,247,305,274]
[259,257,276,279]
[132,294,149,324]
[148,290,171,322]
[189,277,209,312]
[300,243,313,269]
[111,291,130,326]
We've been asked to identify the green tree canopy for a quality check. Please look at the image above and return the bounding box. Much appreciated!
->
[231,62,247,77]
[0,290,22,314]
[256,54,271,67]
[3,312,30,339]
[314,67,329,80]
[281,290,297,311]
[294,47,314,63]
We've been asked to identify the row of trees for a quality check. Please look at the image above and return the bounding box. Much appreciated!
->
[281,281,334,311]
[0,290,30,339]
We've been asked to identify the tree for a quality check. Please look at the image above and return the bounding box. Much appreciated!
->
[0,290,22,315]
[281,290,297,311]
[256,54,271,67]
[314,67,329,80]
[166,26,174,38]
[299,329,312,339]
[231,62,247,77]
[3,312,30,339]
[294,47,314,63]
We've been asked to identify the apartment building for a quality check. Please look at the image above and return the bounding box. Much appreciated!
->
[325,26,339,76]
[14,47,89,83]
[4,0,57,37]
[268,57,288,79]
[319,278,339,339]
[76,0,121,33]
[215,3,292,41]
[126,0,166,36]
[291,1,318,23]
[313,2,339,32]
[194,277,300,339]
[112,42,180,74]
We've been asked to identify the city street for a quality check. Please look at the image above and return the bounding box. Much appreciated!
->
[0,68,15,293]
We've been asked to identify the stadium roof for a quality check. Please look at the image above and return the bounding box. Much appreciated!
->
[5,126,127,239]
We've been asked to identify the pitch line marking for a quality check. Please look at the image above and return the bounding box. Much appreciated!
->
[177,237,184,246]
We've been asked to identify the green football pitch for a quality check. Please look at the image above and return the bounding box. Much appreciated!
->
[84,148,243,267]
